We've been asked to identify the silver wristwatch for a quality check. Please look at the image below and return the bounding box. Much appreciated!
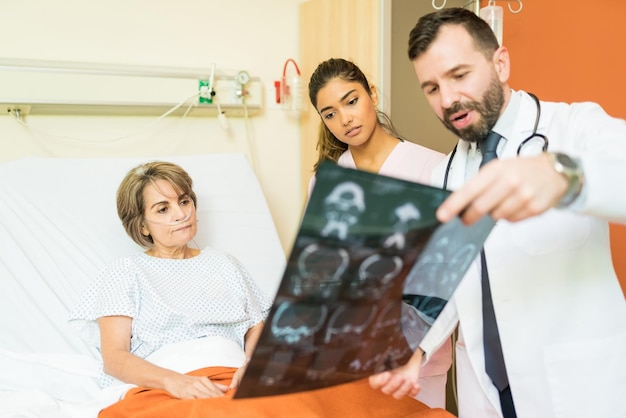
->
[546,152,584,208]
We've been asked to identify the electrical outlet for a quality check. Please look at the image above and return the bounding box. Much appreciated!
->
[198,79,213,104]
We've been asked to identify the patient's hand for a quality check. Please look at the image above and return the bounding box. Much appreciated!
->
[228,360,250,391]
[164,374,228,399]
[369,350,422,400]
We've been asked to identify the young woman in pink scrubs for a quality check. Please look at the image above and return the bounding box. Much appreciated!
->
[307,58,452,409]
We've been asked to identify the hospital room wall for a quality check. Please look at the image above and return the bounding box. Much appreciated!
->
[0,0,306,255]
[500,0,626,296]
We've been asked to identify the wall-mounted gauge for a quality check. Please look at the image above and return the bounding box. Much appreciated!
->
[236,70,250,85]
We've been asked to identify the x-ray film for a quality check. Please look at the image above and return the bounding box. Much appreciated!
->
[235,163,494,398]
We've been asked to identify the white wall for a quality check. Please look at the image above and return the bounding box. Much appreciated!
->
[0,0,305,254]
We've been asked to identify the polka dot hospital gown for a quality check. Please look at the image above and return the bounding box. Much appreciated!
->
[68,247,272,385]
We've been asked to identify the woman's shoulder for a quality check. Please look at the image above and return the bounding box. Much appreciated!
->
[396,139,445,160]
[199,245,227,258]
[87,253,145,289]
[380,140,445,184]
[199,246,245,267]
[336,149,355,168]
[101,252,145,272]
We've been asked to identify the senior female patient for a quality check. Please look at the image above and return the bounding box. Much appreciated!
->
[307,58,452,409]
[69,161,454,418]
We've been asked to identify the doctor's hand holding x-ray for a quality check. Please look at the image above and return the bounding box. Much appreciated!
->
[371,7,626,418]
[436,151,571,225]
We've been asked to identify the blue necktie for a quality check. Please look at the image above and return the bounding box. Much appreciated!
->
[479,132,516,417]
[479,131,507,388]
[480,131,501,167]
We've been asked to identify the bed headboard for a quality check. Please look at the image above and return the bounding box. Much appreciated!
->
[0,153,286,358]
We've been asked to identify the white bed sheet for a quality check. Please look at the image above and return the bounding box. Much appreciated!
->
[0,154,286,418]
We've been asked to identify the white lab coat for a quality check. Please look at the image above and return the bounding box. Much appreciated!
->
[421,90,626,418]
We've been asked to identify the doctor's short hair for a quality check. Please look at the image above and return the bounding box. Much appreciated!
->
[116,161,198,248]
[408,7,500,61]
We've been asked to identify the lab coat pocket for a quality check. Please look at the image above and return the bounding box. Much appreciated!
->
[543,332,626,418]
[511,210,591,255]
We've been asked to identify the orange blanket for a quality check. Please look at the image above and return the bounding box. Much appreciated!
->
[99,367,455,418]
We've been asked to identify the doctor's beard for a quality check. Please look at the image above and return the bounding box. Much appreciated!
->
[441,75,505,144]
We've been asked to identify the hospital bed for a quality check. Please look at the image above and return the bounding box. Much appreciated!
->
[0,153,286,417]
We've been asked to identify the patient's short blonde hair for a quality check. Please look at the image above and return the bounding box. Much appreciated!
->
[116,161,198,248]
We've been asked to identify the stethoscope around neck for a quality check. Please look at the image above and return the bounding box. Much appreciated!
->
[443,92,548,190]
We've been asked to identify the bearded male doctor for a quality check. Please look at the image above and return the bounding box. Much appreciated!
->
[369,7,626,418]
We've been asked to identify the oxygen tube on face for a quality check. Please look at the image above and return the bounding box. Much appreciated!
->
[144,202,195,226]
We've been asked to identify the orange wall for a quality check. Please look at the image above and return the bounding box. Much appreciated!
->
[497,0,625,295]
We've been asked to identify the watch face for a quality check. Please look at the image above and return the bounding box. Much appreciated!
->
[549,152,583,208]
[555,153,576,168]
